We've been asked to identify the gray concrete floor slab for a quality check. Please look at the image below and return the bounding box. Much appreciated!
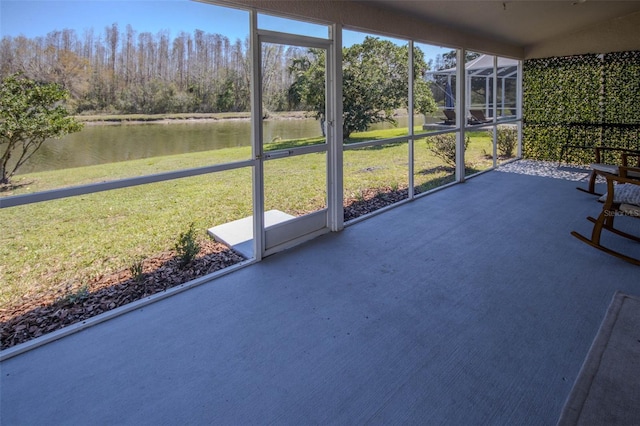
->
[1,163,639,425]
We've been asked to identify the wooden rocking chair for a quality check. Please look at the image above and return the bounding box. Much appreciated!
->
[572,166,640,265]
[577,148,640,195]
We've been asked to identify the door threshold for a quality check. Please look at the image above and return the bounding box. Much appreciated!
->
[207,210,295,258]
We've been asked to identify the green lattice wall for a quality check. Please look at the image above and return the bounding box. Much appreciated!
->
[523,51,640,164]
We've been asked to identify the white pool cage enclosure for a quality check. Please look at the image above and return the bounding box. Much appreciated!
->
[427,54,519,119]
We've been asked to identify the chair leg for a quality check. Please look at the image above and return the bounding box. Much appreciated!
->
[587,215,640,243]
[572,211,640,266]
[590,210,608,245]
[571,230,640,265]
[576,170,602,195]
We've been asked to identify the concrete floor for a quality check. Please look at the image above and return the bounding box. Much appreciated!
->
[2,164,639,425]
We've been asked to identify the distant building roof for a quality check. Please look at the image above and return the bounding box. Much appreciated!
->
[429,54,518,78]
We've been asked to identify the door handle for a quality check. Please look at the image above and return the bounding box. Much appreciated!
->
[264,150,292,160]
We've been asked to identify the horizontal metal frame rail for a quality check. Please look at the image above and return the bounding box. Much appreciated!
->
[343,118,522,152]
[0,159,255,209]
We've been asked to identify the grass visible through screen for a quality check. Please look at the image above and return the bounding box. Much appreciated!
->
[1,129,496,307]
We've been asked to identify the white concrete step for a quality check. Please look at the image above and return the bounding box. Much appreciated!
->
[207,210,295,258]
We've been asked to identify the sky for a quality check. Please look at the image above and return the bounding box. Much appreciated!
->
[1,0,252,41]
[0,0,450,60]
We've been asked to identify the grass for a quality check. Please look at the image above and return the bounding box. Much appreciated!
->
[0,126,498,308]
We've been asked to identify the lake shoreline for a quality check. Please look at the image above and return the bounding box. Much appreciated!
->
[76,109,415,126]
[77,111,312,126]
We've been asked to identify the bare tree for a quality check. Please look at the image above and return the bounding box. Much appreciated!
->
[1,25,264,114]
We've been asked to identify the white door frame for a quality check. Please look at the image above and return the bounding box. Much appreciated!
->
[250,14,340,259]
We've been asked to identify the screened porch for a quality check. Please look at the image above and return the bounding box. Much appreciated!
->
[2,161,638,423]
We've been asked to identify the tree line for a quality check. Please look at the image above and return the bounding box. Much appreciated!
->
[1,27,447,184]
[0,24,306,114]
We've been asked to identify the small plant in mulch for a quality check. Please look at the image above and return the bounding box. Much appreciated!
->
[175,223,201,268]
[0,240,244,350]
[129,257,145,283]
[1,194,419,351]
[61,285,90,304]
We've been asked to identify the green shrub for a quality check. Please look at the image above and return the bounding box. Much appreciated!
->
[497,127,517,158]
[175,223,201,268]
[426,133,470,167]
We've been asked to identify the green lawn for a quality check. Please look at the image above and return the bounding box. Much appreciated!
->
[0,127,500,307]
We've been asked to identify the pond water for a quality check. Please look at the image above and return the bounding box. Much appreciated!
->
[19,115,427,174]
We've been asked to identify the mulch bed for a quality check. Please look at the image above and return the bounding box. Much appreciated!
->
[1,187,407,351]
[343,186,409,221]
[0,240,244,350]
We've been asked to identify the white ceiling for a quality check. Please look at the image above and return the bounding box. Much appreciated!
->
[359,0,640,49]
